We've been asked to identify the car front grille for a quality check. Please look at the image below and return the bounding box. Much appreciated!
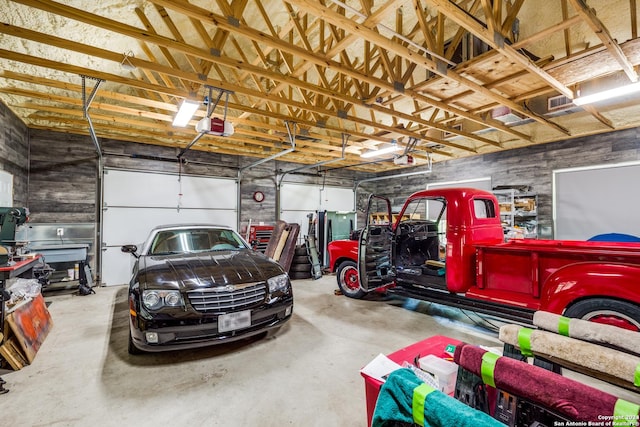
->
[187,282,267,314]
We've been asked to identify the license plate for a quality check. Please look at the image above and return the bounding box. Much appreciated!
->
[218,310,251,333]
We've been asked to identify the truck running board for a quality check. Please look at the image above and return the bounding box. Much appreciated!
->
[389,286,535,325]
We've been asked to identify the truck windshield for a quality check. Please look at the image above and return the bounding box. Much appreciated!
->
[397,198,447,268]
[402,197,446,222]
[401,198,447,246]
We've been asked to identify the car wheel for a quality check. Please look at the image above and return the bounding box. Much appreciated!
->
[293,255,310,264]
[336,260,365,299]
[563,298,640,332]
[290,270,312,280]
[128,330,144,355]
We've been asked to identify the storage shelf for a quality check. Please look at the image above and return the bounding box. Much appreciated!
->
[493,189,538,239]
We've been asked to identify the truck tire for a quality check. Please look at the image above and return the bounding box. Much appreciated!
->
[336,260,365,299]
[563,298,640,331]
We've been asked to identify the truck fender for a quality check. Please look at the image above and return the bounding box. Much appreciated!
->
[326,240,357,271]
[540,262,640,314]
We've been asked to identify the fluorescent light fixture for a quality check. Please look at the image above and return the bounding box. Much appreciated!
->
[573,81,640,106]
[172,99,200,127]
[360,144,400,158]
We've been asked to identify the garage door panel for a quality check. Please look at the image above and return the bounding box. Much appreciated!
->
[104,170,181,207]
[280,183,319,210]
[102,207,237,247]
[320,187,354,211]
[554,162,640,240]
[178,176,236,208]
[102,247,136,287]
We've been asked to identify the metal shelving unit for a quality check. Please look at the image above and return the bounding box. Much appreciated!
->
[493,189,538,239]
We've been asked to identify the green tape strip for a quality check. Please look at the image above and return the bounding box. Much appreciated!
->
[557,316,571,336]
[412,383,435,426]
[517,328,534,357]
[613,399,640,427]
[481,351,500,388]
[635,364,640,387]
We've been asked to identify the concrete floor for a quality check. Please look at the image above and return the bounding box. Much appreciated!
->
[0,275,504,426]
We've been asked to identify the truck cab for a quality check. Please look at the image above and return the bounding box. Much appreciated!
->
[359,188,504,294]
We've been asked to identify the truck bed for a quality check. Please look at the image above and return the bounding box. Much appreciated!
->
[471,238,640,309]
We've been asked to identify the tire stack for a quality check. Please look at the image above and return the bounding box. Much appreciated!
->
[288,244,312,280]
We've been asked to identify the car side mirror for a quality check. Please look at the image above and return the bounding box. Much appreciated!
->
[121,245,139,258]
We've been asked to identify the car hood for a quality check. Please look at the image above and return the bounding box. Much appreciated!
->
[138,250,285,290]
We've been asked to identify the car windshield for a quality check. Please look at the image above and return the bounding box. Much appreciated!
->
[149,228,248,255]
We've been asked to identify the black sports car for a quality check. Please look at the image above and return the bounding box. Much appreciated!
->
[122,224,293,354]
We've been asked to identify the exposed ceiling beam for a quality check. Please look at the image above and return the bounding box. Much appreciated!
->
[567,0,639,82]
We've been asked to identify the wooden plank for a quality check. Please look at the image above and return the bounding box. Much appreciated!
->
[279,223,300,273]
[0,337,27,370]
[273,229,290,262]
[264,220,287,260]
[6,293,53,364]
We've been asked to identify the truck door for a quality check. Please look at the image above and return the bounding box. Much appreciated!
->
[358,194,396,291]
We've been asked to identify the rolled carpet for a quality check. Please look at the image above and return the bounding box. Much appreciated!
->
[453,343,640,423]
[533,311,640,356]
[499,324,640,391]
[372,368,504,427]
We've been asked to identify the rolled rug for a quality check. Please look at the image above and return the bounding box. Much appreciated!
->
[499,324,640,391]
[533,311,640,356]
[453,343,640,423]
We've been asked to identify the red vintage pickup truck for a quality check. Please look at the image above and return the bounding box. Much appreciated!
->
[327,187,640,330]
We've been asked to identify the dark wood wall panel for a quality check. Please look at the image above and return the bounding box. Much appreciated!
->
[26,133,368,229]
[28,130,98,223]
[20,111,640,239]
[0,102,29,207]
[373,128,640,237]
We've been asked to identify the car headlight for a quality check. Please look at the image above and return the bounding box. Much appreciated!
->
[142,290,184,310]
[267,273,290,293]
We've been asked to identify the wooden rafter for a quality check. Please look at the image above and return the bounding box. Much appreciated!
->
[567,0,639,82]
[1,0,640,172]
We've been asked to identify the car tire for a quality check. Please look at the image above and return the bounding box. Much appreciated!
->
[292,255,310,264]
[290,263,312,272]
[336,260,365,299]
[290,270,313,280]
[563,298,640,331]
[128,330,144,355]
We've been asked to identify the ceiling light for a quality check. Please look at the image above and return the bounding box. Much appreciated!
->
[172,100,200,127]
[120,51,136,71]
[360,144,400,158]
[573,81,640,106]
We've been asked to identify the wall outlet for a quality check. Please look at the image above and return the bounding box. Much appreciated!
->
[56,228,64,237]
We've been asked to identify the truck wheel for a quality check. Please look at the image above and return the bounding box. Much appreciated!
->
[336,260,365,299]
[564,298,640,332]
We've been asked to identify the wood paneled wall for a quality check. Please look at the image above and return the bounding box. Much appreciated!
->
[26,131,368,228]
[0,102,29,207]
[28,130,98,223]
[372,128,640,237]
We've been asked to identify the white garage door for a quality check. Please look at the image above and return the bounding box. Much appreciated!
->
[553,161,640,240]
[101,168,237,286]
[280,183,354,237]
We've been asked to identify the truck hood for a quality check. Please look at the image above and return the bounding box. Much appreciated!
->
[138,250,284,291]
